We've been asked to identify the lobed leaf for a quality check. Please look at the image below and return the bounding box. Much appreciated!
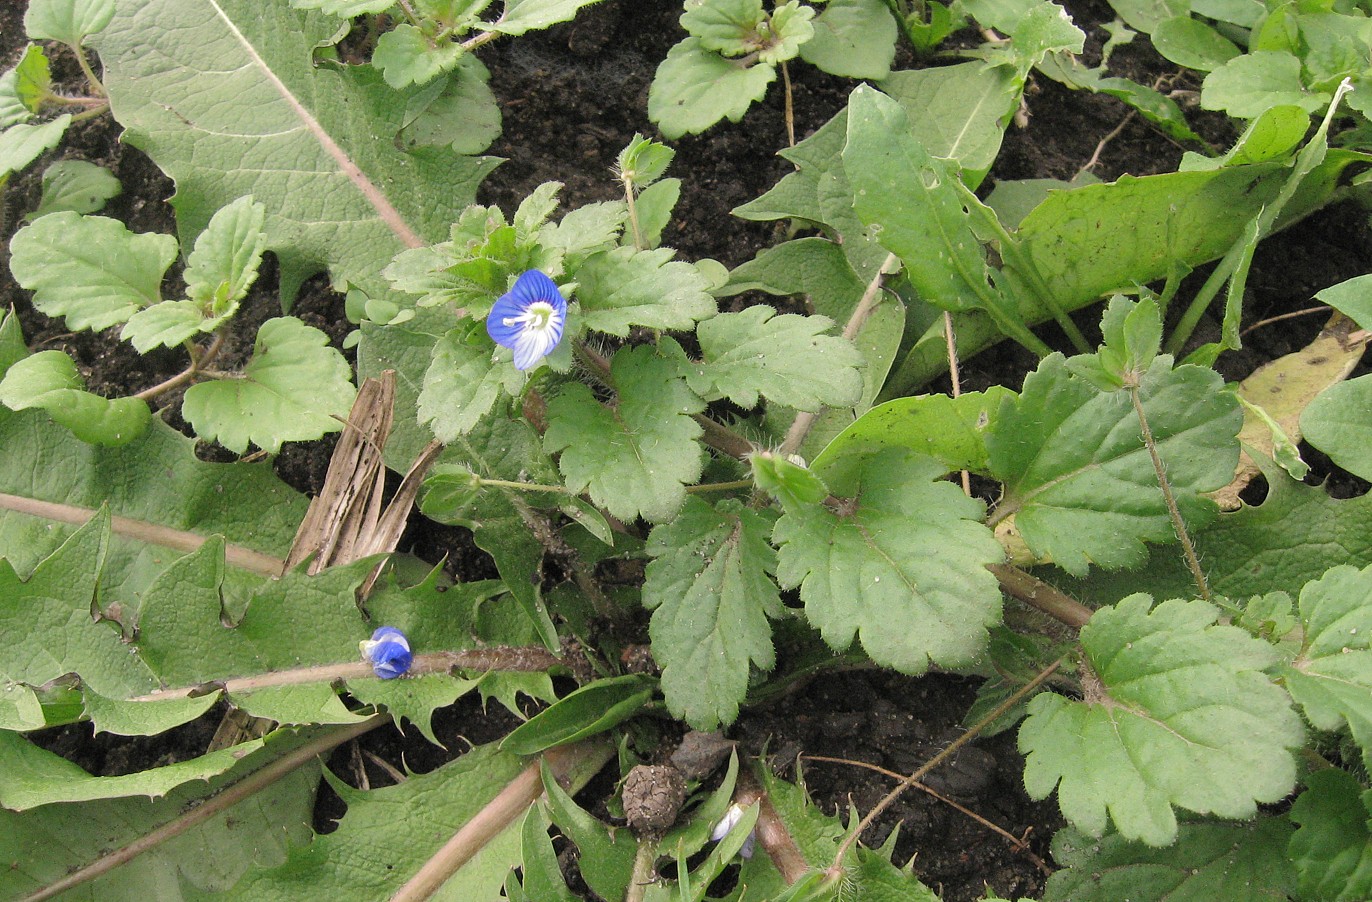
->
[1019,594,1304,846]
[24,0,116,46]
[648,37,776,140]
[8,210,175,331]
[545,346,705,523]
[182,316,357,454]
[682,305,864,411]
[772,448,1004,674]
[184,194,267,311]
[577,246,717,336]
[644,497,782,729]
[989,354,1241,575]
[1289,768,1372,901]
[418,323,525,441]
[492,0,606,35]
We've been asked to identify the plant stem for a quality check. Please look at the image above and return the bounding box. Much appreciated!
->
[623,178,644,250]
[1127,381,1210,600]
[389,741,614,902]
[685,479,753,494]
[989,563,1093,629]
[781,60,795,147]
[626,837,659,902]
[479,477,571,494]
[735,773,811,884]
[780,253,899,457]
[135,332,227,400]
[0,492,287,576]
[823,657,1063,882]
[19,715,390,902]
[71,44,105,96]
[944,310,972,496]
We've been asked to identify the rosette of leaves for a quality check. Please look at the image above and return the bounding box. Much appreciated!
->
[3,196,356,452]
[649,0,901,138]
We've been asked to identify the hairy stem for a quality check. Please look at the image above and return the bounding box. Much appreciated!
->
[626,837,659,902]
[781,60,795,147]
[623,179,644,250]
[989,563,1093,629]
[824,658,1063,879]
[1128,381,1210,600]
[19,715,390,902]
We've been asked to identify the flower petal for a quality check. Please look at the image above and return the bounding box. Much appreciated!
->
[360,626,413,679]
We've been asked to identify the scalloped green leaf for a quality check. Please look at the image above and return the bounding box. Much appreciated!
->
[0,114,70,179]
[577,245,717,337]
[184,194,267,311]
[12,44,52,117]
[648,37,776,140]
[398,56,501,155]
[989,354,1242,575]
[1282,563,1372,768]
[1043,819,1296,901]
[25,0,116,46]
[772,448,1003,674]
[419,323,525,441]
[373,23,463,89]
[799,0,896,79]
[182,316,357,454]
[492,0,606,35]
[8,210,175,331]
[545,346,705,523]
[31,159,121,219]
[644,497,782,730]
[681,305,863,412]
[1020,595,1304,846]
[0,350,151,446]
[1289,768,1372,902]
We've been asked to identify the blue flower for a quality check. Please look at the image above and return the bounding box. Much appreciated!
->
[359,626,412,679]
[486,270,567,370]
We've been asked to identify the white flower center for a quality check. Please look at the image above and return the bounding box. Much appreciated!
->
[504,301,557,333]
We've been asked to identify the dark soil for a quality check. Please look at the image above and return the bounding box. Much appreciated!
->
[3,1,1370,900]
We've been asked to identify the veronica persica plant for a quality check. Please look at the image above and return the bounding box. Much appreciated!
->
[486,269,568,370]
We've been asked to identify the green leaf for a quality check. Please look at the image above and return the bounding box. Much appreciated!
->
[500,674,656,755]
[751,451,829,509]
[644,497,782,730]
[845,86,995,312]
[0,509,156,699]
[577,246,717,336]
[184,194,267,310]
[0,114,69,178]
[1281,564,1372,769]
[545,346,705,522]
[24,0,116,46]
[12,44,52,117]
[491,0,605,35]
[182,316,357,454]
[648,37,776,140]
[373,23,463,88]
[95,0,497,302]
[419,323,525,440]
[988,354,1242,575]
[1289,768,1372,902]
[1315,273,1372,332]
[398,56,501,155]
[634,177,680,249]
[725,237,868,319]
[1019,594,1304,846]
[617,133,674,187]
[31,159,121,218]
[83,689,221,737]
[513,805,580,902]
[1104,0,1187,31]
[799,0,896,79]
[226,742,528,900]
[0,350,151,446]
[0,735,315,900]
[1301,375,1372,482]
[541,760,638,901]
[682,0,767,54]
[288,0,397,15]
[8,211,176,331]
[1043,819,1297,901]
[757,2,816,63]
[682,305,863,411]
[121,299,215,352]
[772,448,1003,673]
[1151,16,1242,72]
[812,388,1013,479]
[346,673,478,746]
[1202,51,1328,118]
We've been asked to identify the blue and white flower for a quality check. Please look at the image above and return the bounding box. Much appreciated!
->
[360,626,412,679]
[486,269,567,371]
[710,802,756,859]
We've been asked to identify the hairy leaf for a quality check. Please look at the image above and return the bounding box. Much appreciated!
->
[1289,768,1372,901]
[8,211,175,331]
[644,498,782,729]
[799,0,896,79]
[683,306,863,411]
[545,346,705,522]
[772,449,1003,673]
[0,350,150,446]
[648,37,776,139]
[1282,563,1372,769]
[493,0,606,35]
[0,115,70,179]
[1020,594,1304,846]
[1043,819,1296,901]
[32,159,121,218]
[989,354,1241,575]
[182,317,356,454]
[577,245,717,336]
[95,0,497,301]
[419,323,525,441]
